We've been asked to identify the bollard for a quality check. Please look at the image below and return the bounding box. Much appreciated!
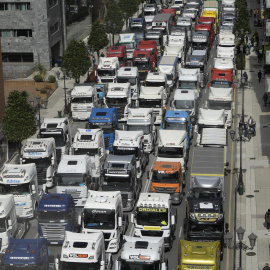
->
[58,111,62,118]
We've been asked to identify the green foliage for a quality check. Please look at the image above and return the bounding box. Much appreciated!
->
[119,0,138,21]
[105,2,124,35]
[236,54,246,70]
[67,8,89,25]
[62,39,91,83]
[48,75,56,83]
[35,63,47,81]
[88,20,109,55]
[34,74,43,82]
[233,0,251,34]
[40,89,48,94]
[2,90,37,144]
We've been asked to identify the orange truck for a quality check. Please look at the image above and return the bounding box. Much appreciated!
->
[148,161,183,205]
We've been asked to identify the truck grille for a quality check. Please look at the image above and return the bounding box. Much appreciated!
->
[37,168,47,185]
[141,230,163,237]
[40,224,66,242]
[154,187,177,194]
[104,137,110,149]
[101,78,114,83]
[15,205,24,216]
[56,149,62,164]
[61,190,81,204]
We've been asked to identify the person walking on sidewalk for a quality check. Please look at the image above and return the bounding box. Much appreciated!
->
[263,93,268,106]
[92,55,96,67]
[253,9,257,18]
[263,263,270,270]
[258,47,263,63]
[258,70,263,83]
[100,52,105,57]
[265,210,270,229]
[243,71,248,83]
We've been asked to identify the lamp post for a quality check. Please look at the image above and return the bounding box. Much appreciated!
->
[62,68,69,114]
[224,228,257,270]
[30,96,48,129]
[112,23,116,45]
[123,12,128,29]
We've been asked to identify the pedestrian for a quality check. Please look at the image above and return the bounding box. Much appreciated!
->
[244,121,248,137]
[100,52,105,57]
[243,71,248,83]
[251,37,254,47]
[254,9,257,18]
[263,263,270,270]
[92,55,96,67]
[263,92,268,106]
[251,119,256,136]
[253,40,258,52]
[258,70,263,83]
[262,39,265,51]
[258,47,263,63]
[256,35,260,46]
[250,8,253,17]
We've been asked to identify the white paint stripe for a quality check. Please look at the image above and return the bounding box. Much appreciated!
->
[35,233,39,239]
[179,226,182,238]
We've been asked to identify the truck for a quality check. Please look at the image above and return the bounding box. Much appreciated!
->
[158,56,178,90]
[202,10,218,34]
[127,108,156,153]
[138,40,158,61]
[191,30,210,59]
[148,161,183,204]
[203,0,220,15]
[163,45,185,65]
[217,32,235,59]
[102,154,141,211]
[129,18,145,32]
[0,164,39,219]
[55,231,112,270]
[105,82,131,121]
[152,13,173,39]
[171,89,199,123]
[143,3,158,16]
[117,67,140,105]
[195,23,214,45]
[145,29,164,51]
[0,195,30,253]
[107,45,127,67]
[167,34,187,53]
[2,238,50,270]
[178,240,221,270]
[70,83,98,121]
[178,67,205,90]
[176,17,192,41]
[161,8,177,25]
[38,193,78,244]
[39,117,71,164]
[209,68,234,88]
[139,86,167,125]
[97,57,120,83]
[213,57,234,71]
[145,15,155,30]
[185,50,207,74]
[115,236,168,270]
[87,107,118,151]
[113,130,148,177]
[119,33,137,60]
[182,7,197,22]
[156,129,187,183]
[54,155,99,207]
[21,138,57,188]
[131,193,177,250]
[198,16,216,35]
[79,190,128,253]
[145,72,169,97]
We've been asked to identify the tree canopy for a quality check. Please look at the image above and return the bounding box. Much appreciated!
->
[62,39,91,83]
[233,0,251,34]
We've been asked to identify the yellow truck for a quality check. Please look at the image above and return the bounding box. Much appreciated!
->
[178,240,221,270]
[202,10,218,34]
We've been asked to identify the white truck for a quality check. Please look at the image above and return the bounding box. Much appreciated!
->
[115,236,168,270]
[0,164,39,219]
[186,50,208,75]
[145,72,169,97]
[55,155,99,207]
[55,231,112,270]
[176,17,192,41]
[167,35,187,53]
[127,108,156,153]
[217,33,235,59]
[0,195,30,253]
[70,84,98,121]
[214,57,234,71]
[163,45,185,65]
[119,33,137,59]
[155,129,187,183]
[71,128,106,181]
[105,82,131,122]
[79,190,128,253]
[21,138,57,188]
[145,15,155,29]
[97,57,120,83]
[117,67,140,105]
[131,193,176,250]
[178,67,204,90]
[139,86,167,125]
[39,118,71,164]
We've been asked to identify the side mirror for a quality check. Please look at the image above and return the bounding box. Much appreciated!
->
[32,184,36,191]
[171,215,175,225]
[191,116,196,125]
[51,157,54,164]
[118,216,122,227]
[78,215,82,225]
[131,213,135,224]
[8,219,12,227]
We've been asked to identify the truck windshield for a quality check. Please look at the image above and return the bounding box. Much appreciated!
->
[89,122,113,134]
[120,43,134,50]
[104,175,132,186]
[175,100,194,109]
[133,60,150,69]
[97,69,115,76]
[106,97,127,107]
[191,189,222,199]
[117,77,137,85]
[145,21,153,27]
[192,42,207,49]
[57,173,85,186]
[0,218,6,232]
[113,146,139,157]
[152,171,179,183]
[218,44,234,47]
[210,81,232,88]
[189,224,223,234]
[165,121,186,130]
[209,100,231,110]
[127,124,151,135]
[84,209,115,229]
[120,261,160,270]
[0,183,30,195]
[39,133,65,147]
[145,81,166,87]
[139,99,161,108]
[158,147,183,158]
[71,97,92,103]
[38,211,69,223]
[175,0,183,4]
[179,81,197,89]
[60,261,100,270]
[2,266,38,270]
[23,157,51,169]
[137,207,168,226]
[73,148,98,156]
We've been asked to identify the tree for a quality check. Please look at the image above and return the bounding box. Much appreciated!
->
[119,0,138,27]
[233,0,251,34]
[2,90,37,156]
[62,39,91,83]
[35,63,47,81]
[88,20,109,58]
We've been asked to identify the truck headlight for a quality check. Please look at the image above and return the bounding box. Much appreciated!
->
[26,209,33,215]
[218,213,224,220]
[63,254,68,258]
[190,213,195,220]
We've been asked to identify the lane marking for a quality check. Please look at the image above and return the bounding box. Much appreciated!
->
[179,226,182,238]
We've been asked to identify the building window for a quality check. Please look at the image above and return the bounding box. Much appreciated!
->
[49,0,58,8]
[0,2,31,11]
[0,29,32,37]
[0,3,9,10]
[2,53,34,63]
[50,22,59,35]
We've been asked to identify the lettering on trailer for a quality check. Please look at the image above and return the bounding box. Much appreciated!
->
[27,152,43,156]
[129,255,151,260]
[186,266,211,269]
[44,205,63,208]
[195,213,218,222]
[143,226,161,231]
[138,208,166,212]
[6,179,22,183]
[69,254,88,258]
[10,257,32,260]
[92,210,107,214]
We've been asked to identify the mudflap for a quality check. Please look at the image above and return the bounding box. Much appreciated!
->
[106,253,113,270]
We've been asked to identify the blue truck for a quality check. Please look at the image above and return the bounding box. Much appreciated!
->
[86,107,119,151]
[129,18,145,42]
[2,238,49,270]
[95,83,107,104]
[38,193,78,245]
[161,110,193,149]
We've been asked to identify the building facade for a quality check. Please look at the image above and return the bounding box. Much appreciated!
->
[0,0,67,79]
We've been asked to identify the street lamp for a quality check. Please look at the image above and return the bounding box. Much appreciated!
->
[224,228,257,270]
[112,23,117,45]
[104,21,111,46]
[61,68,69,114]
[30,96,48,129]
[123,12,128,29]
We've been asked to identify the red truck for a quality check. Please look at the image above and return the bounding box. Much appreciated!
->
[138,40,158,62]
[208,68,235,89]
[195,24,214,47]
[161,8,177,26]
[198,17,215,37]
[106,45,127,67]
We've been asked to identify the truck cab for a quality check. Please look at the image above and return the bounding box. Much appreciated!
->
[143,4,158,16]
[191,30,210,59]
[39,118,71,164]
[217,33,235,59]
[161,8,177,25]
[199,15,216,34]
[87,107,119,151]
[163,45,185,64]
[0,164,39,219]
[176,17,192,41]
[38,193,78,244]
[202,10,218,34]
[145,72,169,97]
[119,33,137,60]
[102,154,141,211]
[144,15,155,30]
[195,23,214,44]
[97,57,120,83]
[21,138,57,188]
[145,29,164,51]
[178,67,205,91]
[152,13,173,41]
[131,193,176,250]
[107,45,127,67]
[129,18,145,32]
[79,190,128,253]
[185,50,208,75]
[213,57,234,72]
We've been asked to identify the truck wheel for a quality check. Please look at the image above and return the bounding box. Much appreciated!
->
[25,219,30,233]
[146,154,149,166]
[183,172,186,188]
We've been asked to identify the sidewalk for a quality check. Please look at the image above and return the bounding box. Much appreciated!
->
[234,2,270,269]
